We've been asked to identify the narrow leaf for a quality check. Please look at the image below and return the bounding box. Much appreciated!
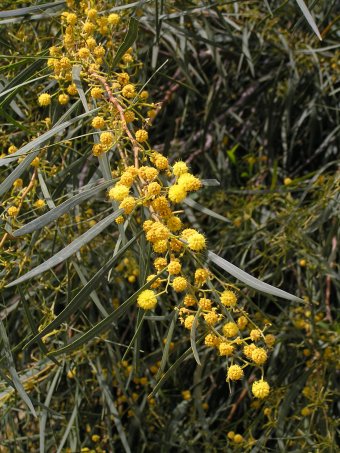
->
[295,0,322,40]
[6,210,123,288]
[208,251,303,301]
[13,180,115,237]
[111,17,139,69]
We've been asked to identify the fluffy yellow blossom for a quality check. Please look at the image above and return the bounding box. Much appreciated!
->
[8,206,19,217]
[135,129,148,143]
[146,274,161,289]
[83,22,95,34]
[220,290,237,307]
[194,268,209,285]
[154,257,167,271]
[147,182,161,197]
[265,334,276,347]
[67,84,78,95]
[108,13,120,25]
[168,185,187,203]
[237,316,248,330]
[181,228,197,239]
[78,47,90,59]
[151,196,172,217]
[34,199,45,209]
[138,166,158,182]
[119,196,136,214]
[184,315,195,330]
[92,116,105,129]
[183,294,196,307]
[172,276,188,292]
[90,87,103,99]
[122,84,136,98]
[38,93,51,106]
[243,343,256,359]
[137,290,157,310]
[168,261,182,275]
[58,94,69,105]
[250,329,262,341]
[146,222,170,243]
[252,380,270,398]
[13,179,23,188]
[115,215,124,224]
[227,365,244,381]
[173,161,188,176]
[92,144,104,156]
[167,216,182,232]
[219,342,234,356]
[153,154,169,170]
[222,322,238,338]
[178,173,201,191]
[8,145,17,154]
[251,347,268,365]
[205,333,219,347]
[153,240,168,253]
[187,233,206,251]
[199,298,212,311]
[108,185,129,201]
[204,311,218,326]
[100,132,114,146]
[124,110,135,123]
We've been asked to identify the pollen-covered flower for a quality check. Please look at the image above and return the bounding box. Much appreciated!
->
[183,294,196,307]
[172,276,188,292]
[265,334,276,347]
[187,233,206,251]
[184,315,195,330]
[205,333,219,347]
[250,329,262,341]
[119,196,136,214]
[92,116,105,129]
[167,216,182,232]
[78,47,90,59]
[100,132,114,147]
[219,342,234,356]
[108,185,129,201]
[220,290,237,307]
[38,93,51,106]
[222,322,238,338]
[252,380,270,398]
[90,87,103,99]
[243,343,256,359]
[58,94,69,105]
[122,84,135,98]
[237,316,248,330]
[251,347,268,365]
[173,161,188,177]
[34,199,46,209]
[137,289,157,310]
[138,166,158,182]
[168,184,187,203]
[147,182,161,197]
[194,268,209,285]
[227,365,244,381]
[8,206,19,217]
[135,129,148,143]
[204,311,218,326]
[108,13,120,25]
[178,173,201,191]
[124,110,135,123]
[168,261,181,275]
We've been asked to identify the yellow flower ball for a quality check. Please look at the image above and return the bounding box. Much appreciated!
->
[90,87,103,99]
[38,93,51,106]
[220,290,237,307]
[100,132,114,146]
[194,268,209,285]
[135,129,148,143]
[92,144,104,156]
[237,316,248,330]
[8,145,18,154]
[8,206,19,217]
[250,329,262,341]
[227,365,244,381]
[251,347,268,365]
[108,185,129,201]
[83,22,95,34]
[168,261,181,275]
[119,196,136,214]
[154,257,167,271]
[222,322,238,338]
[173,161,188,176]
[92,116,105,129]
[219,342,234,356]
[58,94,69,105]
[178,173,202,191]
[167,216,182,232]
[168,184,187,203]
[199,298,212,311]
[187,233,206,251]
[153,239,168,253]
[122,83,136,98]
[67,84,78,96]
[233,434,244,444]
[34,199,45,209]
[108,13,120,25]
[78,47,90,59]
[265,334,276,348]
[183,294,196,307]
[137,289,157,310]
[204,311,218,326]
[147,182,162,197]
[124,110,135,123]
[252,380,270,399]
[184,315,195,330]
[243,343,256,359]
[172,276,188,292]
[182,390,191,400]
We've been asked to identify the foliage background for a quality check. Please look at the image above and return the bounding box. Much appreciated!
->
[0,1,339,452]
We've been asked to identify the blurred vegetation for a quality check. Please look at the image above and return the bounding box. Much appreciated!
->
[0,1,339,452]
